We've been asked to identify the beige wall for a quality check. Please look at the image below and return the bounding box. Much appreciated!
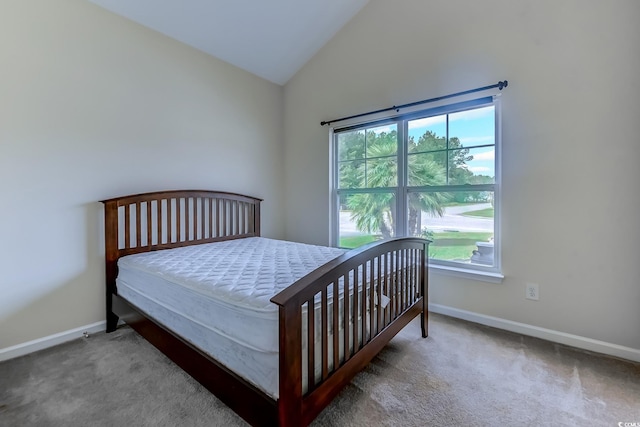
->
[0,0,284,349]
[283,0,640,350]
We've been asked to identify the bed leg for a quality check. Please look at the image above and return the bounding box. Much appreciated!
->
[107,311,119,333]
[421,310,428,338]
[421,242,429,338]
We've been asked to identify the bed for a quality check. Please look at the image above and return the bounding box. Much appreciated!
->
[102,189,430,426]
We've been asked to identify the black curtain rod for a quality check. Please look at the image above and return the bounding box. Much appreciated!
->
[320,80,508,126]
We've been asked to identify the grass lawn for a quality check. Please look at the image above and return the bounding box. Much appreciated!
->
[339,234,380,249]
[429,231,493,261]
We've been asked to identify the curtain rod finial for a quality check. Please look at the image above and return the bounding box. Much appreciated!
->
[498,80,508,90]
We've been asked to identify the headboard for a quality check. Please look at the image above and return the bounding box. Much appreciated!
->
[101,190,262,297]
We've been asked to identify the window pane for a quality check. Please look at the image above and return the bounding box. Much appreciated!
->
[338,160,364,189]
[407,151,446,187]
[365,124,398,158]
[337,130,365,161]
[338,192,396,249]
[448,146,495,185]
[407,191,494,266]
[449,106,495,149]
[366,156,397,187]
[408,115,446,153]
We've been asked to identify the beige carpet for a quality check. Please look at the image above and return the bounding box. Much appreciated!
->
[1,313,639,426]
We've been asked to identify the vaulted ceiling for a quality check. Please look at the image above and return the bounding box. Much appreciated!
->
[88,0,369,85]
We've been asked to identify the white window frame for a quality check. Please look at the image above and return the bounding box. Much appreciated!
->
[330,96,503,282]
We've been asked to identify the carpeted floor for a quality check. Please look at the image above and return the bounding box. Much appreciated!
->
[1,313,639,426]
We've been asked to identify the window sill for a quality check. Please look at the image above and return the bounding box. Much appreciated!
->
[429,264,504,284]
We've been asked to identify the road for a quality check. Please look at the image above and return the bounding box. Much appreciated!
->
[339,203,493,236]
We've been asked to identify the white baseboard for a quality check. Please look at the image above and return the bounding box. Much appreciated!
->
[429,303,640,363]
[0,321,106,363]
[3,308,639,364]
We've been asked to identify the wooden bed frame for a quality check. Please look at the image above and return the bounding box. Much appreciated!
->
[102,190,429,426]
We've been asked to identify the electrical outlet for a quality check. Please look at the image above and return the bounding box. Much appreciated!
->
[526,283,539,301]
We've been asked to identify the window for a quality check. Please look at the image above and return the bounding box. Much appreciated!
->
[332,97,501,276]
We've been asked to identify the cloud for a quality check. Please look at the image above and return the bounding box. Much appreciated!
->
[472,150,494,160]
[469,166,491,173]
[460,136,494,145]
[408,115,446,129]
[449,106,494,122]
[371,125,395,134]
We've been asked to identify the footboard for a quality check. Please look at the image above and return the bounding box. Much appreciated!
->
[270,237,429,426]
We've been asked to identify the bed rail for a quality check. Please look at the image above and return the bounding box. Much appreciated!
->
[271,237,429,426]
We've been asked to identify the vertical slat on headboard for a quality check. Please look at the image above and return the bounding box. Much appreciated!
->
[136,201,142,248]
[176,198,180,241]
[124,205,130,249]
[201,197,206,240]
[156,199,162,245]
[192,198,197,240]
[209,198,214,238]
[185,198,190,241]
[243,201,247,234]
[235,200,240,235]
[215,199,221,238]
[146,202,152,247]
[222,200,227,237]
[167,198,173,244]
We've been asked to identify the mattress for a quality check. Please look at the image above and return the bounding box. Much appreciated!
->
[116,237,347,398]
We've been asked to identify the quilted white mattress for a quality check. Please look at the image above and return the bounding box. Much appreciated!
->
[116,237,346,397]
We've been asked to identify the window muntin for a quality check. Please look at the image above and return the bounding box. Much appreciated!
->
[333,98,499,272]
